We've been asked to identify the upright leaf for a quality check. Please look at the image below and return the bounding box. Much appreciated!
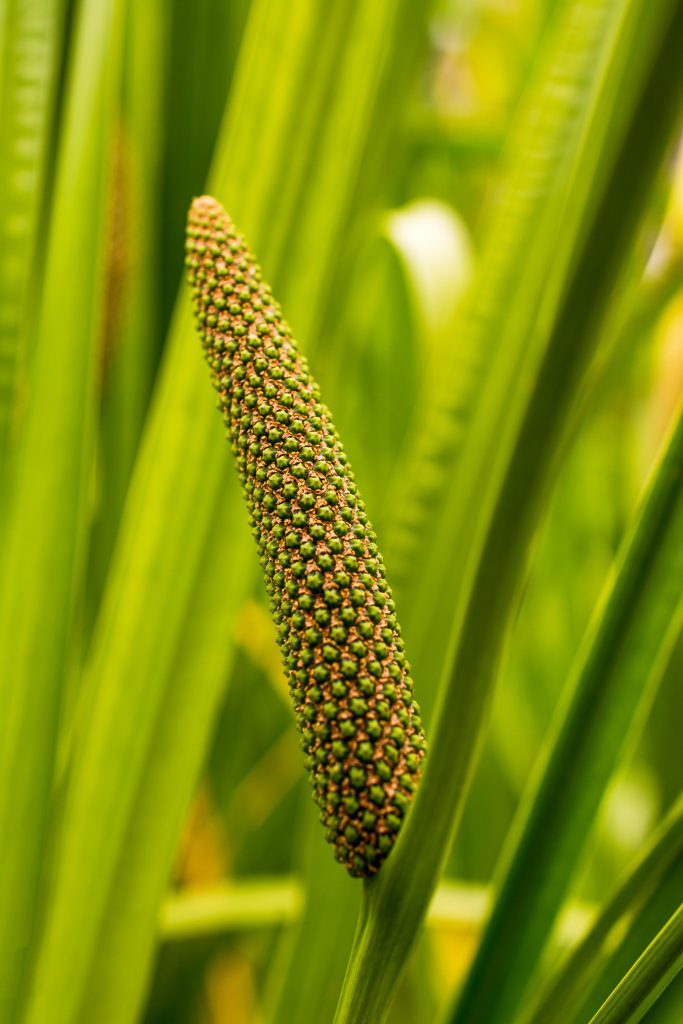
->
[522,795,683,1024]
[334,1,683,1021]
[0,0,64,463]
[88,0,168,614]
[571,838,683,1023]
[25,1,432,1022]
[449,386,683,1022]
[588,905,683,1024]
[77,479,252,1024]
[0,0,123,1017]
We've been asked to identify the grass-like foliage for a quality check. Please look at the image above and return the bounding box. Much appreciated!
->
[1,0,683,1022]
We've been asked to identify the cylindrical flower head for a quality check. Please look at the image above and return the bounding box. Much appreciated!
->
[186,195,426,877]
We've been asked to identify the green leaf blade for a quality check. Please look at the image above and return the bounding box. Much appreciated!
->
[588,905,683,1024]
[449,396,683,1024]
[0,0,124,1016]
[0,0,64,464]
[25,2,433,1022]
[333,1,683,1021]
[522,796,683,1024]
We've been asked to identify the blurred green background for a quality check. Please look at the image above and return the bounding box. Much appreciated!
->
[1,0,682,1021]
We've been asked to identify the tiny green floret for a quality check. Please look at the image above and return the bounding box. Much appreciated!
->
[186,195,426,877]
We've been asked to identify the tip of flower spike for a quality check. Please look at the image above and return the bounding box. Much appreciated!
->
[190,193,223,214]
[184,195,264,370]
[192,194,219,208]
[187,194,232,236]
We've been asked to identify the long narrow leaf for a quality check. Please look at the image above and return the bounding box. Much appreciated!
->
[522,795,683,1024]
[588,905,683,1024]
[77,479,252,1024]
[0,0,64,463]
[394,0,627,712]
[333,2,683,1021]
[266,805,361,1024]
[448,400,683,1024]
[0,0,123,1017]
[88,0,168,613]
[570,834,683,1023]
[24,2,431,1022]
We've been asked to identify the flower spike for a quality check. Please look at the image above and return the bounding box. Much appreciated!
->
[186,195,425,877]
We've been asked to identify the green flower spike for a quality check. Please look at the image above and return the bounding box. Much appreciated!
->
[186,195,426,878]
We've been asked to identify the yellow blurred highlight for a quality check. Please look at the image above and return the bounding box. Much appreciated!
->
[652,292,683,444]
[235,601,290,702]
[429,925,480,999]
[176,785,230,885]
[666,141,683,246]
[205,949,258,1024]
[226,731,302,836]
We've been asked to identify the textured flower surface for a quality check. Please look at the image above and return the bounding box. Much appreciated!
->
[186,195,426,877]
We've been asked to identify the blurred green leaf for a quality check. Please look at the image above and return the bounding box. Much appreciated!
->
[21,290,228,1024]
[160,878,303,941]
[0,0,64,464]
[398,0,669,720]
[449,398,683,1024]
[0,0,123,1016]
[325,196,472,513]
[570,825,683,1023]
[157,875,543,942]
[642,970,683,1023]
[24,1,435,1022]
[522,795,683,1024]
[161,0,251,315]
[2,3,681,1023]
[334,1,683,1021]
[378,197,474,560]
[266,801,362,1024]
[76,478,253,1024]
[88,0,168,618]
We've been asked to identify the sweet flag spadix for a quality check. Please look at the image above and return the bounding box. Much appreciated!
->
[186,196,426,877]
